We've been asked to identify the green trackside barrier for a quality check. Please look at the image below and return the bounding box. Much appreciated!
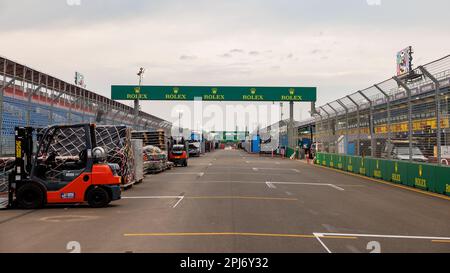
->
[351,156,361,174]
[328,153,335,168]
[342,155,350,171]
[315,153,322,165]
[386,160,409,185]
[315,152,448,197]
[345,156,355,172]
[369,158,388,180]
[434,165,450,195]
[358,157,369,176]
[336,154,346,170]
[320,153,328,167]
[407,162,436,191]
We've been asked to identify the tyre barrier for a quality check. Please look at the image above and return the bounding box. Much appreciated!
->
[315,153,450,196]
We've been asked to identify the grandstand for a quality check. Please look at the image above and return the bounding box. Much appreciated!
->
[0,56,172,155]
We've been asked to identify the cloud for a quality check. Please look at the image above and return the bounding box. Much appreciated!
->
[179,55,197,61]
[230,49,245,53]
[218,53,232,58]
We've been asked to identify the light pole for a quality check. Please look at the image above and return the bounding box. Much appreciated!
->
[177,110,183,135]
[135,67,145,129]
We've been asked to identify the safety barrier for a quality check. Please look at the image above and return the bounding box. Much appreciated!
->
[315,153,450,196]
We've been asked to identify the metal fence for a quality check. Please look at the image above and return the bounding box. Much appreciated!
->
[0,56,172,156]
[313,55,450,165]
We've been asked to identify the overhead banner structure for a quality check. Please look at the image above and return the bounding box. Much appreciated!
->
[111,85,317,102]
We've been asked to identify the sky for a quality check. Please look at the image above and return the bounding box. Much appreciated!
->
[1,0,449,131]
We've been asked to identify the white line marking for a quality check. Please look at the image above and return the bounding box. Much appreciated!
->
[208,163,213,166]
[285,191,293,196]
[172,196,184,208]
[327,184,345,191]
[122,196,183,199]
[253,168,259,172]
[268,181,345,191]
[319,232,450,241]
[164,172,204,175]
[292,169,300,173]
[275,162,280,165]
[265,182,277,189]
[198,172,205,177]
[246,161,250,163]
[313,233,332,253]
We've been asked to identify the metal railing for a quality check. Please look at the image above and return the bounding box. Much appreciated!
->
[313,55,450,165]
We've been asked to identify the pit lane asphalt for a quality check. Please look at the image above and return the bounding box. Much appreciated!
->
[0,149,449,253]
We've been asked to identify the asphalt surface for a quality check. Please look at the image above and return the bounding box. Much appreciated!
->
[0,149,449,253]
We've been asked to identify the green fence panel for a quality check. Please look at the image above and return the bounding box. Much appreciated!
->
[315,153,322,165]
[370,158,387,180]
[342,155,350,172]
[336,155,346,170]
[328,154,335,168]
[358,157,369,176]
[351,156,361,174]
[406,162,436,191]
[346,156,356,173]
[385,160,408,185]
[433,165,450,195]
[321,153,329,166]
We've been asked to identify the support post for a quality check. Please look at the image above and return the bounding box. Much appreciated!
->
[337,100,349,155]
[327,103,339,154]
[419,66,442,165]
[347,95,360,156]
[393,76,413,162]
[358,90,375,157]
[374,84,391,159]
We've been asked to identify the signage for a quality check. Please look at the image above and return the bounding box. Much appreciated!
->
[111,85,317,102]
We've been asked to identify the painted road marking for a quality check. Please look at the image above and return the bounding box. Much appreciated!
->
[313,232,450,253]
[185,196,298,201]
[122,196,183,199]
[292,169,300,173]
[199,172,205,177]
[266,182,277,189]
[172,196,185,208]
[123,195,297,201]
[309,162,450,201]
[123,232,357,239]
[253,168,259,171]
[164,172,205,175]
[432,240,450,243]
[268,181,345,191]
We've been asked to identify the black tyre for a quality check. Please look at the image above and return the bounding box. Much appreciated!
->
[183,160,188,167]
[87,187,111,208]
[16,183,45,209]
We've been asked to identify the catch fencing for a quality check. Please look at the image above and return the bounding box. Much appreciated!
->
[314,55,450,166]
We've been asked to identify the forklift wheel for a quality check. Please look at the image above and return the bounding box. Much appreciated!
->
[16,183,45,209]
[87,187,111,208]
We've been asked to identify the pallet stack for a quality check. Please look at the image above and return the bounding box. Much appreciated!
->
[131,130,168,151]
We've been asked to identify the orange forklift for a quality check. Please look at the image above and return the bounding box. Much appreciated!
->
[8,124,122,209]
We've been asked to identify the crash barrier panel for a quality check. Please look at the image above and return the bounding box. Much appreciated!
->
[315,153,450,196]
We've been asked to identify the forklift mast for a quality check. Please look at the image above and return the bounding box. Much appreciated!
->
[9,127,34,207]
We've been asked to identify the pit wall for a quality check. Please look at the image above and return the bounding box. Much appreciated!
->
[315,153,450,196]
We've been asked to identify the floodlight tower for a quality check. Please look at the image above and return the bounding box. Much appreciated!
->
[135,67,145,128]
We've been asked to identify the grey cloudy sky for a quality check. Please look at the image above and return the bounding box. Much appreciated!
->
[1,0,449,131]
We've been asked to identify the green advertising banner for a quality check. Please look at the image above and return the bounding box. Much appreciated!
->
[111,85,317,102]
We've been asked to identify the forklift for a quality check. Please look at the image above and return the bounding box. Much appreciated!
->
[7,124,122,209]
[167,136,189,167]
